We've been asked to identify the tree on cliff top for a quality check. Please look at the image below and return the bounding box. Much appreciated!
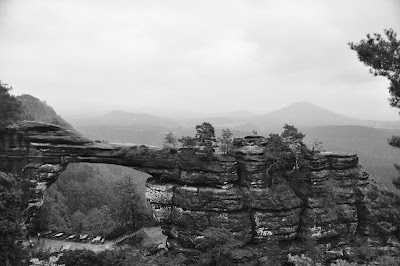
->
[179,122,217,157]
[264,124,307,172]
[281,123,306,155]
[195,122,217,160]
[164,131,177,147]
[178,136,197,150]
[349,29,400,189]
[0,81,23,128]
[195,122,216,149]
[218,128,233,154]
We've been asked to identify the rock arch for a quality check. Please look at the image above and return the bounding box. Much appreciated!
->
[0,121,381,264]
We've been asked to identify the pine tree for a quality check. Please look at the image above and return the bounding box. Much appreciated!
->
[350,29,400,189]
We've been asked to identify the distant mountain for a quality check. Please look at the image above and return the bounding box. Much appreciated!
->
[197,110,257,118]
[70,110,182,145]
[68,102,400,145]
[17,94,74,130]
[82,110,179,127]
[178,117,239,129]
[303,125,400,192]
[255,102,357,129]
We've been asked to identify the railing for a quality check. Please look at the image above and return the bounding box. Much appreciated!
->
[113,228,145,245]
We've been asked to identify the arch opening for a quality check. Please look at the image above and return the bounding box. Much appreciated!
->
[28,162,166,250]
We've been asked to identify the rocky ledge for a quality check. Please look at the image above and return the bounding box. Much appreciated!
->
[1,121,400,265]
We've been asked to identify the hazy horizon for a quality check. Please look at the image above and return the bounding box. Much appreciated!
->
[58,101,400,123]
[1,0,400,120]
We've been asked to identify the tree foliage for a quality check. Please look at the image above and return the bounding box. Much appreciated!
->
[112,175,154,231]
[218,128,233,154]
[264,124,307,171]
[164,131,177,147]
[56,250,102,266]
[311,139,324,153]
[17,94,72,128]
[32,163,151,238]
[392,164,400,189]
[72,248,186,266]
[178,122,217,157]
[349,29,400,108]
[0,81,23,128]
[195,122,216,150]
[388,135,400,148]
[195,228,244,266]
[265,133,291,158]
[281,124,305,144]
[0,172,26,265]
[350,29,400,189]
[70,211,86,233]
[178,136,197,150]
[30,253,64,266]
[84,205,116,236]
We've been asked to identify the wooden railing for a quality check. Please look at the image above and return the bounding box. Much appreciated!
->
[113,228,145,245]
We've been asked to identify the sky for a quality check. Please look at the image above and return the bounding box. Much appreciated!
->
[0,0,400,120]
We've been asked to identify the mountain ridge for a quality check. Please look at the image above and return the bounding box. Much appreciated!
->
[254,101,357,127]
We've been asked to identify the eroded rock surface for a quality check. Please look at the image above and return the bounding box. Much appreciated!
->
[1,121,399,265]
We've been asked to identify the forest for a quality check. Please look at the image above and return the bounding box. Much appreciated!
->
[30,163,153,239]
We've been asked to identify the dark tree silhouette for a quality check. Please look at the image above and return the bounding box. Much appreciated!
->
[0,81,23,128]
[350,29,400,189]
[349,29,400,110]
[0,173,25,265]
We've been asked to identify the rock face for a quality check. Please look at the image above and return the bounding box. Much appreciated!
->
[1,121,400,264]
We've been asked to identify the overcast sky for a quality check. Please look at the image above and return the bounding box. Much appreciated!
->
[1,0,399,120]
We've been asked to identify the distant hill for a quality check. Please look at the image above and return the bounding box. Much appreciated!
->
[303,125,400,192]
[71,111,183,145]
[83,110,179,127]
[17,94,74,130]
[254,101,358,129]
[197,110,257,118]
[68,102,400,147]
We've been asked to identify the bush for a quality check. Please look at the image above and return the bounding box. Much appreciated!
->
[57,249,103,266]
[388,135,400,147]
[195,228,244,266]
[330,259,357,266]
[97,249,186,266]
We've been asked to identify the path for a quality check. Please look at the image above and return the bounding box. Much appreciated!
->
[23,238,114,253]
[23,227,166,253]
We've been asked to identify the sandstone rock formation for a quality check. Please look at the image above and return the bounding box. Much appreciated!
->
[1,121,399,265]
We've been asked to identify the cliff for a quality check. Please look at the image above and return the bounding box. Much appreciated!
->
[1,121,399,265]
[17,94,74,130]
